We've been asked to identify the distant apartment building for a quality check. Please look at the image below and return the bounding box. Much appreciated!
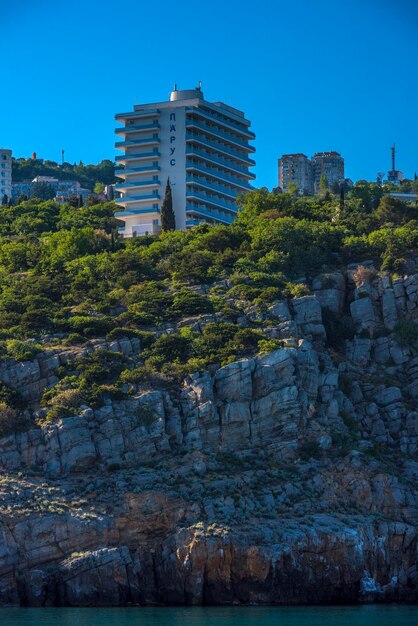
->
[0,149,12,200]
[278,150,345,194]
[114,85,255,238]
[311,152,345,192]
[278,153,313,194]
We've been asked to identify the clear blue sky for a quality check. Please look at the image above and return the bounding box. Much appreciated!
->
[1,0,417,188]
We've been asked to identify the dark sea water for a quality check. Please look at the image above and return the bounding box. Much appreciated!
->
[0,606,416,626]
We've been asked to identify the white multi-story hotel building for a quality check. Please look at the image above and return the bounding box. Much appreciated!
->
[0,148,12,201]
[114,86,255,237]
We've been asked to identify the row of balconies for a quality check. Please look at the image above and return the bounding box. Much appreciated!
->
[186,175,237,200]
[115,151,160,164]
[115,122,160,137]
[186,203,236,225]
[186,147,255,179]
[186,189,237,213]
[115,137,160,150]
[186,106,255,140]
[186,132,254,166]
[186,160,252,191]
[186,118,255,152]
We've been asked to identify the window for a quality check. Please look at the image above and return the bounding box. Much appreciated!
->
[153,219,159,225]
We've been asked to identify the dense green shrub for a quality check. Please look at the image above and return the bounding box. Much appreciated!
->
[146,334,192,365]
[67,315,115,336]
[171,289,214,316]
[0,402,28,438]
[106,327,143,340]
[78,350,128,384]
[63,333,88,345]
[3,340,42,362]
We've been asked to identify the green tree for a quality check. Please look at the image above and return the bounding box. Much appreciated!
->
[30,182,56,201]
[1,194,8,206]
[17,194,28,204]
[68,195,79,208]
[287,182,299,196]
[319,175,329,191]
[340,185,345,209]
[161,178,175,231]
[94,182,105,194]
[375,195,418,225]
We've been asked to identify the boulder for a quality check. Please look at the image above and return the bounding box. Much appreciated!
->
[312,272,345,314]
[214,359,255,403]
[350,297,375,332]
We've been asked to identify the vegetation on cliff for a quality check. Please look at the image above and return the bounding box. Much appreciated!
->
[0,182,417,430]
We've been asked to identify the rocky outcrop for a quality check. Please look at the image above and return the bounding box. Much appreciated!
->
[0,494,416,606]
[0,337,141,401]
[0,268,418,606]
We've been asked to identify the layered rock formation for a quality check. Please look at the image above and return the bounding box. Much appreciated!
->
[0,266,417,606]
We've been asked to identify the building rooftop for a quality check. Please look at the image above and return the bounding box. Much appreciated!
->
[312,151,342,158]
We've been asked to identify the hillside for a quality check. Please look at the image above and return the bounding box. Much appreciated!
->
[12,158,117,190]
[0,184,417,605]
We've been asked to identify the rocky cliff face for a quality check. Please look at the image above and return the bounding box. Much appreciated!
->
[0,266,417,606]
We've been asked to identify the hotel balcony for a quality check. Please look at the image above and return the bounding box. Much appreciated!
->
[186,160,252,191]
[115,151,160,164]
[115,179,160,192]
[186,204,235,225]
[186,118,255,152]
[115,165,160,178]
[115,193,160,206]
[115,206,160,218]
[121,223,161,237]
[186,133,255,166]
[186,175,237,200]
[186,147,255,179]
[116,137,160,151]
[115,109,160,124]
[186,190,237,213]
[186,106,254,138]
[115,122,161,136]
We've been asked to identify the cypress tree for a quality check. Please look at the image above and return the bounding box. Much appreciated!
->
[161,178,175,231]
[1,194,8,206]
[339,184,345,209]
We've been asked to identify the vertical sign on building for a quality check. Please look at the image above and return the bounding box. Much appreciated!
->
[170,112,176,166]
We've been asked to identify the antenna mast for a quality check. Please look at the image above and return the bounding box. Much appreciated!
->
[391,143,396,171]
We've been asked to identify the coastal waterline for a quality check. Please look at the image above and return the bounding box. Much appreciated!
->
[0,606,417,626]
